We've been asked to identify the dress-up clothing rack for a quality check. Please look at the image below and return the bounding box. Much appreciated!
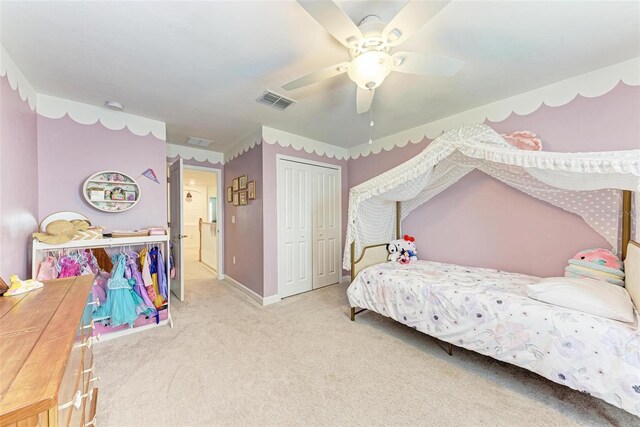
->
[32,234,173,342]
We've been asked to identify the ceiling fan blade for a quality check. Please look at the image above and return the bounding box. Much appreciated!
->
[383,0,450,47]
[297,0,363,48]
[392,52,463,77]
[356,87,375,114]
[282,62,350,91]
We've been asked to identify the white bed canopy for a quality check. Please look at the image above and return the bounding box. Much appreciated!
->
[344,123,640,269]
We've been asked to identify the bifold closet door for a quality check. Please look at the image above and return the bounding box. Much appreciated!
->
[312,167,341,289]
[278,161,314,298]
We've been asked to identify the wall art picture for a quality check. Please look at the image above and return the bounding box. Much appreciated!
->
[227,186,233,203]
[239,175,248,190]
[232,177,239,192]
[248,180,256,200]
[239,191,248,206]
[233,192,239,206]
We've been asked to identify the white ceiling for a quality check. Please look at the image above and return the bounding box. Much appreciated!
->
[184,169,217,189]
[2,1,639,152]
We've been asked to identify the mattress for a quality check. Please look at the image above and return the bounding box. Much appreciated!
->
[347,260,640,416]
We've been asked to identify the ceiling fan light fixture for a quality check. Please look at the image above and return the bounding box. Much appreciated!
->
[387,28,402,43]
[348,51,392,90]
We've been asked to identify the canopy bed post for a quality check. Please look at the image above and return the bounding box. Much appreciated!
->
[622,190,632,260]
[396,201,401,239]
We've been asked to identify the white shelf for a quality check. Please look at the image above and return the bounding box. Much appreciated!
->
[33,234,169,251]
[87,179,137,185]
[89,200,136,203]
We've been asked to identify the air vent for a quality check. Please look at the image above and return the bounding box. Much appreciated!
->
[186,137,213,147]
[256,90,296,110]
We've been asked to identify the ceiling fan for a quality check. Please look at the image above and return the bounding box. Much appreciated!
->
[282,0,464,114]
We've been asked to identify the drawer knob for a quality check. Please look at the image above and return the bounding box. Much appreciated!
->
[82,319,95,330]
[58,390,86,410]
[74,334,99,349]
[87,300,100,307]
[89,376,101,384]
[85,416,97,426]
[83,363,95,374]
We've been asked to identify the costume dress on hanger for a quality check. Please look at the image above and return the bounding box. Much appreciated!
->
[93,254,154,328]
[141,247,165,308]
[126,251,156,313]
[154,246,168,300]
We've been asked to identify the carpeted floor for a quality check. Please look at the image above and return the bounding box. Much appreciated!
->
[94,258,636,426]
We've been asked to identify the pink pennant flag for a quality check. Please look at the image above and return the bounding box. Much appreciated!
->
[142,168,160,184]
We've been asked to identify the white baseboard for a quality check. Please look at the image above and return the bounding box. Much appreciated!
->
[223,275,281,306]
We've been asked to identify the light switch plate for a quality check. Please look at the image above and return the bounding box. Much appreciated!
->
[232,256,236,265]
[232,215,236,224]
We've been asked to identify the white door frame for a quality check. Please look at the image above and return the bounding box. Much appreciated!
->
[276,154,342,299]
[171,163,224,280]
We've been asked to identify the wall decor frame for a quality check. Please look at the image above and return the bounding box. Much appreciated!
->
[239,191,248,206]
[248,180,256,200]
[233,192,239,206]
[232,177,239,192]
[227,186,233,203]
[239,175,248,190]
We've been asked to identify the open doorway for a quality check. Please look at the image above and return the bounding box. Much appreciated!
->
[168,162,223,295]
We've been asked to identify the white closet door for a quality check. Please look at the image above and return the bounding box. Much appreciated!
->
[278,161,313,298]
[313,167,341,289]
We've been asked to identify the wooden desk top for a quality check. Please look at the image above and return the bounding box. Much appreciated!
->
[0,276,93,424]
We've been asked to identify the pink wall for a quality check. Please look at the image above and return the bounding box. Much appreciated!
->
[261,142,348,297]
[37,115,167,231]
[0,76,39,280]
[223,144,263,295]
[348,82,640,277]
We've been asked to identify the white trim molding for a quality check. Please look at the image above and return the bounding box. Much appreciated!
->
[167,143,223,165]
[224,128,263,163]
[37,94,166,140]
[348,57,640,159]
[262,126,348,160]
[0,45,37,111]
[224,275,281,306]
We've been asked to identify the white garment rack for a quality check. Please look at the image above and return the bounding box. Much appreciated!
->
[32,234,173,341]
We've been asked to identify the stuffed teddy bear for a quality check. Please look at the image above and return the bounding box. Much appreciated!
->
[399,235,418,261]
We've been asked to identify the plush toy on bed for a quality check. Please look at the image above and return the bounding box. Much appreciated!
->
[399,235,418,261]
[387,235,418,263]
[564,248,625,287]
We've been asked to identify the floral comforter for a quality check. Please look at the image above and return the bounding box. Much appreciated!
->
[347,260,640,416]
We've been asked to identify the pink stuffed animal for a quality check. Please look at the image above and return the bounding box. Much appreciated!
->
[571,248,623,270]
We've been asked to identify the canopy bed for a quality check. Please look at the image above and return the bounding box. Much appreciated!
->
[344,124,640,416]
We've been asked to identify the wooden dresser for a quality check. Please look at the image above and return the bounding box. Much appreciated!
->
[0,276,98,427]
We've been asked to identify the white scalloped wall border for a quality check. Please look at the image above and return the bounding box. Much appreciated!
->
[37,94,166,140]
[0,45,37,111]
[349,57,640,159]
[224,128,263,163]
[262,126,349,161]
[166,143,224,165]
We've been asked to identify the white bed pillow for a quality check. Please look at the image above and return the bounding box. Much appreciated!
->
[527,277,635,323]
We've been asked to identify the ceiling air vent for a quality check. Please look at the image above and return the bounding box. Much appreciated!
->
[256,90,296,110]
[186,137,213,147]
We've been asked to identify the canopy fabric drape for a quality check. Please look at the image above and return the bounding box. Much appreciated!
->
[344,124,640,269]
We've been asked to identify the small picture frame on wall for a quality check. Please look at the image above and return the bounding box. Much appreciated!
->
[239,175,248,190]
[233,192,239,206]
[232,177,239,192]
[248,180,256,200]
[239,191,248,206]
[227,186,233,203]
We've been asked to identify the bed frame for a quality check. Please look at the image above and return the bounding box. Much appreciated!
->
[349,192,636,355]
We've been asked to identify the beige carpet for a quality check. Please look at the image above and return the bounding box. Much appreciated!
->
[94,259,636,426]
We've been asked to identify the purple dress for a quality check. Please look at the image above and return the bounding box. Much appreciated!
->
[127,254,156,313]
